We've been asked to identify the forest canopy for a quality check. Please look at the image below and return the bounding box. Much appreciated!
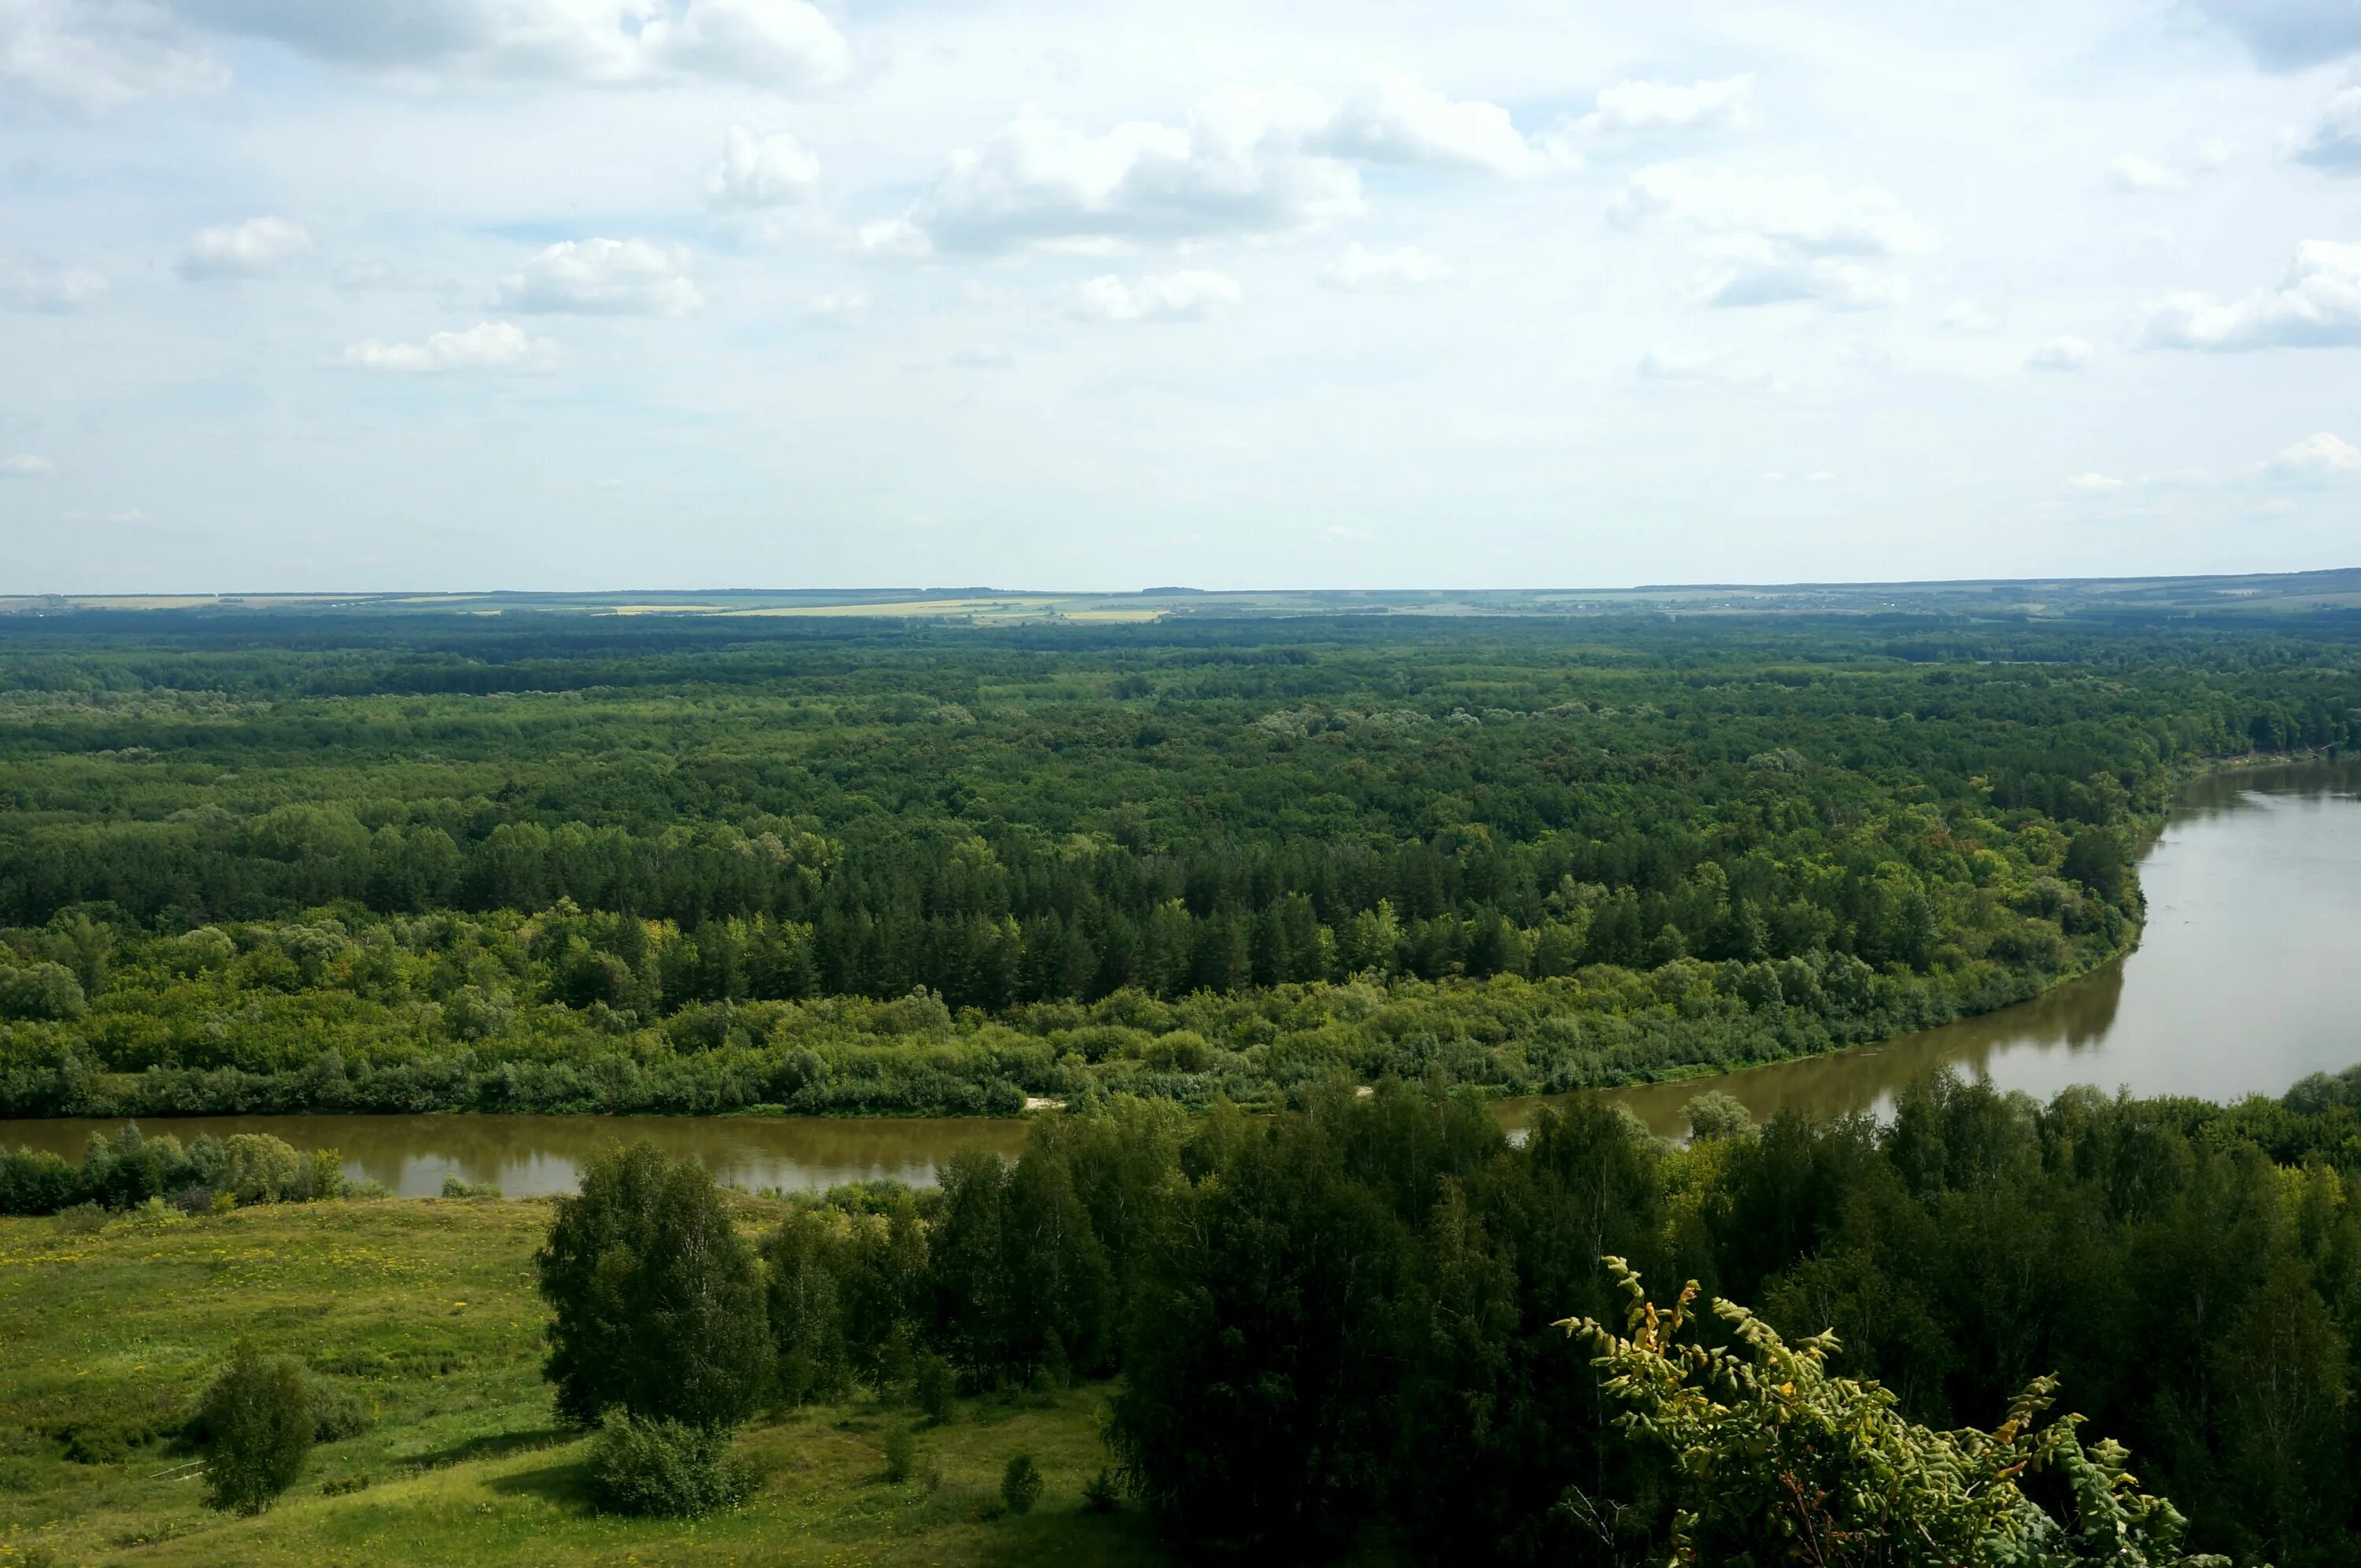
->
[0,610,2355,1116]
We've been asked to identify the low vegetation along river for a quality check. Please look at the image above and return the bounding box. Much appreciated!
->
[5,759,2358,1193]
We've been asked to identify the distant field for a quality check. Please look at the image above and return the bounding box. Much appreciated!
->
[0,1201,1165,1568]
[6,566,2356,623]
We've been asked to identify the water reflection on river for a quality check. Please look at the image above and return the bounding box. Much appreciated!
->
[0,1112,1031,1199]
[3,761,2356,1190]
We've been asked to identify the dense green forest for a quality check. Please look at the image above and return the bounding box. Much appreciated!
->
[0,610,2356,1116]
[735,1064,2361,1563]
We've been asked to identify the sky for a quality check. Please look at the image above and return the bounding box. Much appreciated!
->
[2,0,2359,592]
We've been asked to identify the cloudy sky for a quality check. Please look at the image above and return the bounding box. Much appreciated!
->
[3,0,2359,592]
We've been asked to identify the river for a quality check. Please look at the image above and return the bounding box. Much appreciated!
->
[5,758,2358,1192]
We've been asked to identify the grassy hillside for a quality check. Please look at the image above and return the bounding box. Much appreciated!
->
[0,1198,1165,1568]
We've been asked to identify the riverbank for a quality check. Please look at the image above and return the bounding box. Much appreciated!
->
[0,1197,1167,1568]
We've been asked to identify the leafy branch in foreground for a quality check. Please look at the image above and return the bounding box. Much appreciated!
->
[1558,1258,2234,1567]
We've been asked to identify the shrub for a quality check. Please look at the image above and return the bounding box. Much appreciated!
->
[1083,1466,1120,1513]
[56,1201,106,1234]
[440,1175,501,1199]
[220,1134,304,1204]
[304,1149,346,1201]
[882,1425,914,1484]
[1682,1089,1755,1142]
[0,1147,77,1216]
[187,1370,364,1447]
[58,1408,179,1465]
[1561,1260,2218,1566]
[199,1345,313,1515]
[914,1352,955,1423]
[1000,1452,1043,1516]
[586,1412,754,1518]
[306,1376,369,1443]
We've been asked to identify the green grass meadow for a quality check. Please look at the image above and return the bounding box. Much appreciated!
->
[0,1199,1167,1568]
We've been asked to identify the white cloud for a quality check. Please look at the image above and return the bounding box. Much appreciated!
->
[1,253,108,312]
[805,288,868,326]
[1070,270,1241,323]
[1614,165,1934,254]
[2105,153,2184,191]
[2027,335,2094,371]
[1580,75,1752,135]
[2144,239,2361,349]
[851,217,929,258]
[891,96,1354,253]
[177,215,311,279]
[0,453,55,476]
[336,319,559,374]
[2269,430,2361,478]
[1634,346,1779,389]
[882,79,1554,254]
[2197,138,2241,169]
[1938,299,2004,334]
[159,0,849,90]
[1322,522,1372,541]
[2187,0,2361,71]
[1701,249,1908,309]
[947,346,1014,370]
[2289,86,2361,172]
[1306,71,1554,175]
[495,238,702,315]
[1321,242,1449,290]
[707,125,818,208]
[1614,164,1931,311]
[637,0,848,90]
[2059,433,2359,497]
[0,0,226,112]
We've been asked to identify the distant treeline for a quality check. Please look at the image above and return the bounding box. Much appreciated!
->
[0,612,2355,1114]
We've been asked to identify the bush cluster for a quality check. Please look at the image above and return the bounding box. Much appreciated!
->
[585,1413,755,1518]
[0,1124,342,1216]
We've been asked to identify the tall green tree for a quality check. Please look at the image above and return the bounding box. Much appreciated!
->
[536,1141,768,1429]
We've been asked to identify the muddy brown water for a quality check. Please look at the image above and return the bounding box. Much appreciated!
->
[0,1112,1033,1200]
[6,759,2358,1190]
